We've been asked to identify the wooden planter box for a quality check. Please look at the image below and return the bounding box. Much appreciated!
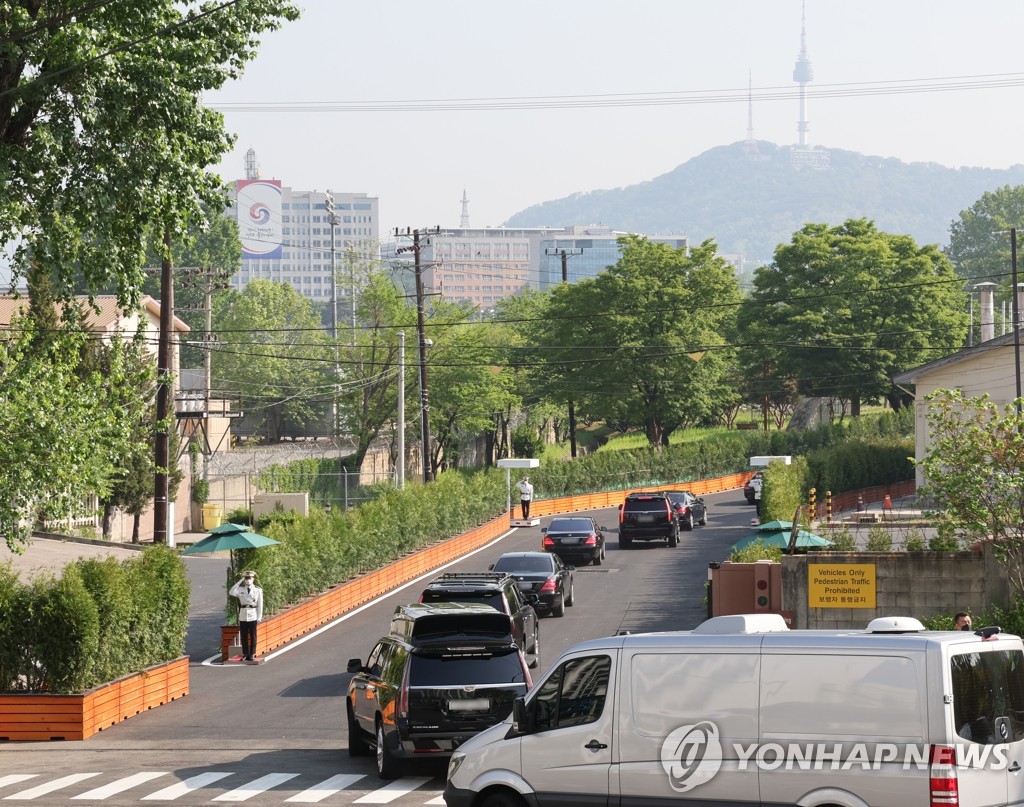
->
[0,655,189,741]
[219,471,753,659]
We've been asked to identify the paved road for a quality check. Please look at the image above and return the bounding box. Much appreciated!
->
[0,488,758,806]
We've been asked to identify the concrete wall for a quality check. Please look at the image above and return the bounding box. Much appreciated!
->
[782,546,1009,629]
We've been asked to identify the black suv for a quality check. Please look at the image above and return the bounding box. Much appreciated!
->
[618,491,678,548]
[346,602,531,779]
[420,572,540,668]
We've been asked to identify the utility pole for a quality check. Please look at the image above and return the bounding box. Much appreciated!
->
[545,247,583,458]
[994,228,1023,417]
[153,226,174,544]
[396,227,440,482]
[325,191,340,433]
[397,331,405,488]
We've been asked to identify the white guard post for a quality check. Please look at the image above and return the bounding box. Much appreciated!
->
[496,458,540,527]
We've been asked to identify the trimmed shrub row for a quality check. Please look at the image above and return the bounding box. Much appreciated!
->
[0,546,188,694]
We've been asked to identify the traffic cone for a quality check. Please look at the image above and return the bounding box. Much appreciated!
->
[883,494,892,510]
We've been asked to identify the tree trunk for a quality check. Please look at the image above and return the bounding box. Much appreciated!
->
[644,416,664,449]
[101,503,115,539]
[131,512,141,544]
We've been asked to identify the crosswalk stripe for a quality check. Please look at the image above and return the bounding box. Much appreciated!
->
[3,773,102,800]
[353,777,431,805]
[422,796,446,805]
[0,779,36,792]
[213,773,300,802]
[72,772,170,800]
[284,773,367,803]
[141,772,233,801]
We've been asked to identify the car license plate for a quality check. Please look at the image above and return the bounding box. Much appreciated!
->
[449,698,490,712]
[559,537,580,545]
[638,514,655,524]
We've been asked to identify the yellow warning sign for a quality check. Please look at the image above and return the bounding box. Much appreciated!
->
[808,563,876,609]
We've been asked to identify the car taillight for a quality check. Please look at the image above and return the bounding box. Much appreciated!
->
[542,536,555,548]
[619,506,625,524]
[584,533,597,545]
[398,658,411,718]
[540,577,557,593]
[929,744,958,806]
[665,503,673,522]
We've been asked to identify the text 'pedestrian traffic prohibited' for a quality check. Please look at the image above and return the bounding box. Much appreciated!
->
[808,563,876,608]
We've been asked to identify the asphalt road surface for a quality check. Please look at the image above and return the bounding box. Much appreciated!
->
[0,487,760,806]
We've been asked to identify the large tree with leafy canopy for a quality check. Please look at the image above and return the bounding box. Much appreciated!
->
[0,0,298,304]
[528,236,741,448]
[738,219,968,415]
[946,185,1024,302]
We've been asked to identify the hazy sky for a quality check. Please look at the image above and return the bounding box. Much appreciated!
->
[205,1,1024,238]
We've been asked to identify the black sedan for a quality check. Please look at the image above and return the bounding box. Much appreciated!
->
[490,551,575,617]
[663,490,708,531]
[541,516,607,566]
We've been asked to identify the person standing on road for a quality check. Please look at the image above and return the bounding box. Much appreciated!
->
[516,476,534,520]
[229,570,264,663]
[750,473,764,519]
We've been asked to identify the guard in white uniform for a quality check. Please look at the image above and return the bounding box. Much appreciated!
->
[229,570,264,663]
[516,476,535,519]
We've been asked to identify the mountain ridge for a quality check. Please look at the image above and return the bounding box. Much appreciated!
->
[503,142,1024,264]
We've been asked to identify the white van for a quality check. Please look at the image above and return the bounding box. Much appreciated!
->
[444,614,1024,807]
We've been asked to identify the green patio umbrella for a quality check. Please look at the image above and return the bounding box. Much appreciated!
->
[181,523,280,574]
[731,522,832,552]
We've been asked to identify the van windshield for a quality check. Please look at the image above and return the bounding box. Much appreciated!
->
[951,648,1024,744]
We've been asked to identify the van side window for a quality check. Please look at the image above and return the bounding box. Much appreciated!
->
[533,655,611,732]
[951,649,1024,744]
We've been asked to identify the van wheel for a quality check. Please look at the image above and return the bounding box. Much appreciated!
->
[347,702,369,756]
[552,592,565,617]
[375,719,401,780]
[481,790,527,807]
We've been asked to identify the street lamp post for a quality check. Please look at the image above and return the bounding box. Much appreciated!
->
[325,191,340,433]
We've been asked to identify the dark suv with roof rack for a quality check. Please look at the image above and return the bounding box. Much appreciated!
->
[618,491,678,548]
[420,572,540,668]
[346,602,532,779]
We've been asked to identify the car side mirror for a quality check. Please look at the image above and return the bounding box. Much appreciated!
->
[525,593,540,605]
[697,497,705,503]
[540,527,547,534]
[346,658,364,674]
[488,563,495,571]
[512,696,533,735]
[566,565,576,572]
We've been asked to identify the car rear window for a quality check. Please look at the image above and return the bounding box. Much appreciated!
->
[624,498,667,513]
[409,612,513,641]
[951,648,1024,744]
[422,590,506,611]
[548,519,593,532]
[493,556,552,573]
[410,648,527,686]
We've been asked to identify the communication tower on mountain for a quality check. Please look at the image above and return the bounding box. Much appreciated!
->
[790,2,829,168]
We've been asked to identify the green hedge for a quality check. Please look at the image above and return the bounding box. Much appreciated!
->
[0,545,188,694]
[225,468,507,621]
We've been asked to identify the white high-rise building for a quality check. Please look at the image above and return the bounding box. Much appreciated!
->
[226,149,379,303]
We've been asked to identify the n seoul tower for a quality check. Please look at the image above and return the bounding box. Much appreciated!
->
[792,1,813,147]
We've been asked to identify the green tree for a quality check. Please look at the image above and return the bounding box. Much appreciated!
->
[428,323,517,473]
[738,220,969,415]
[918,389,1024,598]
[530,236,741,448]
[946,185,1024,286]
[0,1,299,305]
[212,281,333,443]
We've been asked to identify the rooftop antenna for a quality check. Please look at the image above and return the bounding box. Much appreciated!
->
[792,1,814,147]
[244,147,260,180]
[459,188,470,229]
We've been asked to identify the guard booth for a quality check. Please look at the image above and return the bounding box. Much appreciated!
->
[707,560,791,627]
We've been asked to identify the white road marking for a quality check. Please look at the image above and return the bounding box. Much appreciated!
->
[141,772,233,801]
[72,772,169,799]
[422,795,447,805]
[3,773,101,800]
[353,777,432,804]
[284,773,367,803]
[212,773,300,801]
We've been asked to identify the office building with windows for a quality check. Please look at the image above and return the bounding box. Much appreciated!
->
[226,149,379,303]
